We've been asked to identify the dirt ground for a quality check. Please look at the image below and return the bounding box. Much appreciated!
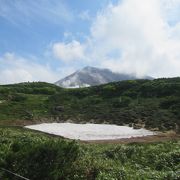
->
[82,132,180,144]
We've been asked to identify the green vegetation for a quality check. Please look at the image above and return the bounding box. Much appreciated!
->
[0,78,180,131]
[0,82,59,120]
[0,80,179,179]
[0,127,179,179]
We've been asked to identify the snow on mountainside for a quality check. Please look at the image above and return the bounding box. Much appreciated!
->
[55,66,152,88]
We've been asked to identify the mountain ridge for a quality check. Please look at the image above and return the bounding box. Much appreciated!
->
[55,66,152,88]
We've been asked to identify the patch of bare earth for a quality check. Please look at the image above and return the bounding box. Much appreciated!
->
[83,132,180,144]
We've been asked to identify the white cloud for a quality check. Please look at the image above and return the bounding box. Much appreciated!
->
[88,0,180,77]
[0,53,59,84]
[52,40,85,62]
[52,0,180,78]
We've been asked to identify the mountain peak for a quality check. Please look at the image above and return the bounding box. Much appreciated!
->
[55,66,152,88]
[83,66,94,70]
[81,66,101,72]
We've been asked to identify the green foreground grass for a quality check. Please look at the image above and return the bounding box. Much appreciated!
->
[0,127,179,180]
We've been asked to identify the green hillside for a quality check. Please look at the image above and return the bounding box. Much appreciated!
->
[0,79,180,179]
[0,78,180,132]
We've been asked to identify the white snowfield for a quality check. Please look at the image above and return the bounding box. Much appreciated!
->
[25,123,156,141]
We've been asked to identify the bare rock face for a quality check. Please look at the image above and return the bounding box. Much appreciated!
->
[55,66,152,88]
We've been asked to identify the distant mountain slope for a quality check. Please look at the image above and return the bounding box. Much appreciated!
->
[55,66,152,88]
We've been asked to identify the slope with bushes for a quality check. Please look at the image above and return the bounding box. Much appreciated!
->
[0,78,180,131]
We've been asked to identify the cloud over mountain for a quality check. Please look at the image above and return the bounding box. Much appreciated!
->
[52,0,180,78]
[53,40,85,62]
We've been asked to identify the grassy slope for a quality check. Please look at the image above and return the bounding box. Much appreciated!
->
[0,127,179,180]
[0,78,180,131]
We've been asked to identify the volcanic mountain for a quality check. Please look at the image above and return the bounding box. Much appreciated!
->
[55,66,152,88]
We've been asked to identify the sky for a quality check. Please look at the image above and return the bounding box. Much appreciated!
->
[0,0,180,84]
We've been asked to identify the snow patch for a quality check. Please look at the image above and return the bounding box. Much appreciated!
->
[25,123,156,141]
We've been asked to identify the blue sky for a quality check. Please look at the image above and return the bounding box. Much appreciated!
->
[0,0,115,55]
[0,0,180,84]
